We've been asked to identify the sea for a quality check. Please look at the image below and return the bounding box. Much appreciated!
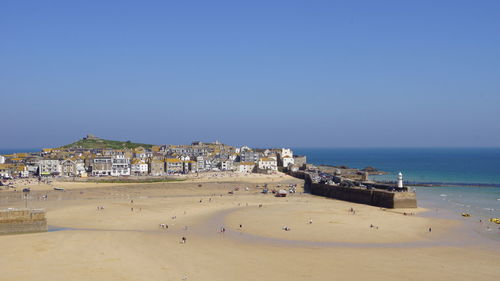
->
[293,148,500,225]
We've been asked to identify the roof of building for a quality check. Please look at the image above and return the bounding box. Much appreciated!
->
[15,165,27,171]
[259,158,276,162]
[0,164,15,169]
[131,158,145,164]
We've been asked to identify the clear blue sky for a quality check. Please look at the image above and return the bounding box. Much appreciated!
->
[1,0,499,149]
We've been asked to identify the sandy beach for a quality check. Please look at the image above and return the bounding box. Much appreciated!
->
[1,172,499,281]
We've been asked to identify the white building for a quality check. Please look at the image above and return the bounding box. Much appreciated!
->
[281,155,295,168]
[220,160,234,171]
[180,155,191,161]
[134,152,147,159]
[196,156,205,171]
[61,159,78,177]
[131,159,148,175]
[237,162,255,173]
[26,164,39,175]
[278,148,294,168]
[111,155,130,176]
[38,159,61,176]
[258,157,278,171]
[240,145,251,152]
[280,148,293,158]
[60,159,86,177]
[0,164,12,178]
[134,151,153,159]
[0,155,5,164]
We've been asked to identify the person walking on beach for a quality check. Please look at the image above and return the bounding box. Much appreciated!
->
[428,227,432,232]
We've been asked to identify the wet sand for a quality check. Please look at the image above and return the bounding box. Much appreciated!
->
[1,173,499,281]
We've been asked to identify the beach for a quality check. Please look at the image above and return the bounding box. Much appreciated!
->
[1,172,499,281]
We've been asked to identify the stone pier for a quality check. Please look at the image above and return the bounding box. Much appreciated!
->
[0,208,48,235]
[290,171,417,209]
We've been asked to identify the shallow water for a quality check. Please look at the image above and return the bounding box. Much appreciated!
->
[415,186,500,242]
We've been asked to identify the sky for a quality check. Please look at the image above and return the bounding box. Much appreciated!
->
[1,0,499,149]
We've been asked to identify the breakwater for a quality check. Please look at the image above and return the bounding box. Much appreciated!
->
[290,171,417,209]
[0,208,47,235]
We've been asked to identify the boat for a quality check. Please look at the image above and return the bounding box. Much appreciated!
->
[53,187,65,191]
[461,213,471,217]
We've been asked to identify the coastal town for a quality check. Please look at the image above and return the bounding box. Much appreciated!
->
[0,134,417,210]
[0,134,306,180]
[1,135,499,281]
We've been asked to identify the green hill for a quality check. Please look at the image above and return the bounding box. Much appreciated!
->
[60,136,154,150]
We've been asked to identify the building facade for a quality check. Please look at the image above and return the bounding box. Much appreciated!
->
[91,157,112,176]
[258,157,278,171]
[131,159,148,175]
[111,155,130,176]
[149,160,164,176]
[236,162,255,173]
[38,159,61,176]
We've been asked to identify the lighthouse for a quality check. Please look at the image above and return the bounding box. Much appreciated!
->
[397,172,404,188]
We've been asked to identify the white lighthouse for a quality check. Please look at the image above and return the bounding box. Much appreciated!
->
[397,172,404,188]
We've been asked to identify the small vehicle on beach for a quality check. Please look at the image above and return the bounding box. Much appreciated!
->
[22,188,31,192]
[53,187,65,191]
[461,213,471,217]
[275,190,287,197]
[490,218,500,224]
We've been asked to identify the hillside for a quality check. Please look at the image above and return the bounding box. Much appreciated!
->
[60,136,154,150]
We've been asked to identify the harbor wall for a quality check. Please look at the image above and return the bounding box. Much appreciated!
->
[0,209,47,235]
[291,172,417,209]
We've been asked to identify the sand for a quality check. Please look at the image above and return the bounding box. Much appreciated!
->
[1,172,499,281]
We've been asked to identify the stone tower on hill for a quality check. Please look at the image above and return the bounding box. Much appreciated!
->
[83,134,98,140]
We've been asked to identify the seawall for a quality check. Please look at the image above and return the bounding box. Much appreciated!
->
[291,171,417,209]
[0,208,48,235]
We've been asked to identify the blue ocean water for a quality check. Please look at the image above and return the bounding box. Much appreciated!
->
[294,148,500,223]
[0,148,40,155]
[293,148,500,185]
